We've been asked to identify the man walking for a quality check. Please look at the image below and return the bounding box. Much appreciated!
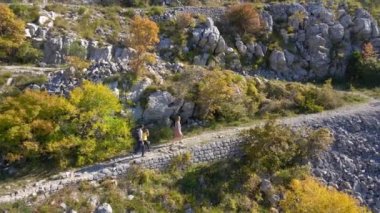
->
[134,124,145,157]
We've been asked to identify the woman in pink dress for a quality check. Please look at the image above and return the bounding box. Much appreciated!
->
[173,115,183,143]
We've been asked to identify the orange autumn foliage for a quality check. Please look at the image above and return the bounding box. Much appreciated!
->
[127,16,159,74]
[226,3,262,36]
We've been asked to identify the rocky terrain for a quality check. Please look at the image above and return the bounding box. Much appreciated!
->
[1,1,380,212]
[1,1,374,126]
[23,3,380,79]
[0,101,379,211]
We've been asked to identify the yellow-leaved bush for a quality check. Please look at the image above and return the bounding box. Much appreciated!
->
[280,177,370,213]
[0,81,132,168]
[0,4,25,59]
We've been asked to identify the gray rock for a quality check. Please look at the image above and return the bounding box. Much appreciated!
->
[339,13,353,28]
[255,44,265,57]
[269,50,288,72]
[43,36,74,64]
[143,91,183,124]
[236,40,247,55]
[191,17,226,58]
[88,42,113,62]
[260,179,273,194]
[158,37,173,50]
[37,11,56,27]
[114,47,135,62]
[127,78,153,102]
[26,23,39,37]
[329,24,345,42]
[193,54,209,66]
[96,203,113,213]
[353,18,373,40]
[261,11,273,33]
[59,202,67,210]
[179,102,195,122]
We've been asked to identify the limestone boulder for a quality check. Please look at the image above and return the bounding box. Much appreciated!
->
[88,42,113,62]
[269,50,288,72]
[329,23,345,43]
[127,78,153,102]
[191,17,226,58]
[95,203,112,213]
[143,91,183,124]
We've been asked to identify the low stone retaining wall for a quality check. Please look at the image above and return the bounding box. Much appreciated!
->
[141,137,243,170]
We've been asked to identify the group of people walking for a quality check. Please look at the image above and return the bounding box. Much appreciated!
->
[134,115,183,157]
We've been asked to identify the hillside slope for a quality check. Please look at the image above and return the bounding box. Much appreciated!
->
[1,100,379,210]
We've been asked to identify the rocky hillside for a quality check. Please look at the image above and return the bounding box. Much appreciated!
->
[0,1,377,125]
[20,3,380,80]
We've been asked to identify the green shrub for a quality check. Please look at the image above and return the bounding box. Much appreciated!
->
[167,152,192,173]
[9,4,40,23]
[0,72,12,87]
[14,41,43,64]
[261,80,343,115]
[45,4,69,14]
[54,16,70,30]
[66,41,87,59]
[241,121,333,174]
[123,0,150,7]
[148,126,173,143]
[0,81,133,168]
[147,6,166,16]
[77,6,87,15]
[13,74,47,89]
[347,51,380,87]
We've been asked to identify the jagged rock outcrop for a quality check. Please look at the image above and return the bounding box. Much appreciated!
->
[142,91,183,125]
[88,42,113,62]
[127,78,153,102]
[258,3,380,80]
[191,17,226,65]
[42,36,75,64]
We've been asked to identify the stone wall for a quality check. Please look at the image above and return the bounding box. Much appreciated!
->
[141,137,243,170]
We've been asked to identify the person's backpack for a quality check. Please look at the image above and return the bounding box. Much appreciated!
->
[131,127,140,141]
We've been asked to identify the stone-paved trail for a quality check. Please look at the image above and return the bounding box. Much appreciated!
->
[0,100,380,205]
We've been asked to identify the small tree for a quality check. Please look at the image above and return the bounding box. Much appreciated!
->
[127,16,159,75]
[226,4,262,37]
[0,4,25,59]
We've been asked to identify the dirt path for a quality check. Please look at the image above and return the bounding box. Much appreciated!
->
[0,66,60,75]
[0,100,379,204]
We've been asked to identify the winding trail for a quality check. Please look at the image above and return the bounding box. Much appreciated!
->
[0,100,380,204]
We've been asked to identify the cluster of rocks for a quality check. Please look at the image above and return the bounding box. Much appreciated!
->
[41,60,129,95]
[264,4,379,80]
[22,3,380,81]
[190,17,226,66]
[25,11,56,52]
[310,107,380,212]
[130,88,195,125]
[156,3,379,80]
